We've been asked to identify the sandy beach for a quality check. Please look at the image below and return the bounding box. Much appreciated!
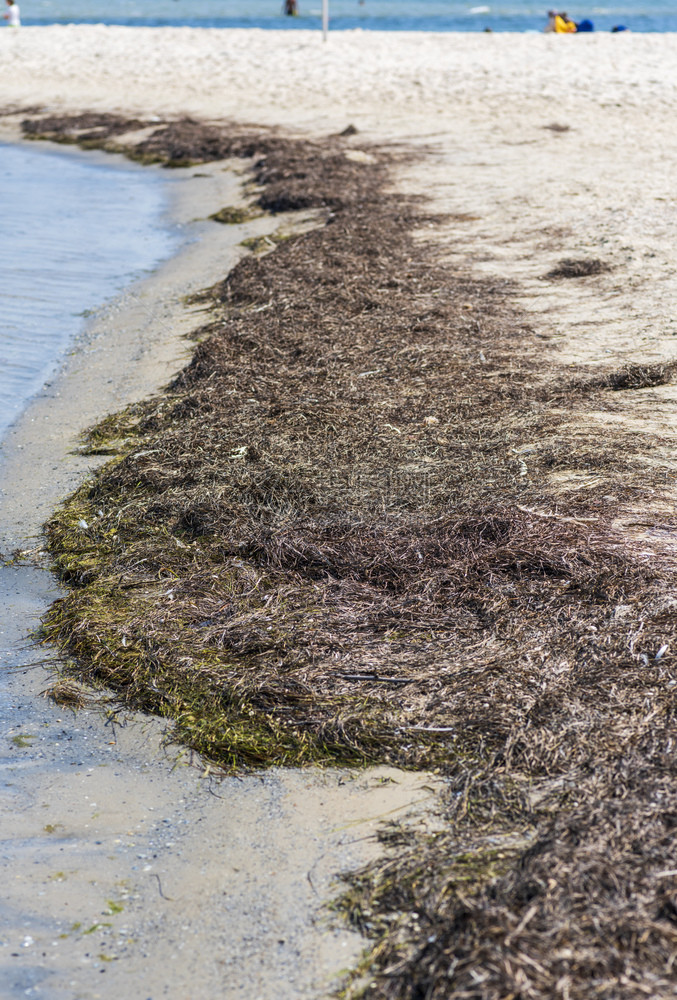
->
[2,26,677,123]
[3,26,677,369]
[4,27,677,372]
[3,25,677,1000]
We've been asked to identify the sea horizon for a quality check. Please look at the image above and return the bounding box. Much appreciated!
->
[15,0,671,34]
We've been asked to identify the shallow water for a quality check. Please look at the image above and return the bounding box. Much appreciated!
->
[21,0,661,33]
[0,143,177,442]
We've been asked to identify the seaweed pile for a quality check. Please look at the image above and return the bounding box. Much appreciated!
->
[25,113,677,998]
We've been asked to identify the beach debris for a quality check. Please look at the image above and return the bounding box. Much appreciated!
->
[22,111,147,144]
[344,149,377,165]
[2,545,46,566]
[240,234,278,254]
[41,679,89,710]
[606,362,676,390]
[34,114,677,1000]
[545,257,611,278]
[10,734,34,748]
[574,361,677,392]
[20,113,386,214]
[209,205,262,225]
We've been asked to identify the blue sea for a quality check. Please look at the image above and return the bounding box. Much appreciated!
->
[0,143,177,441]
[20,0,668,34]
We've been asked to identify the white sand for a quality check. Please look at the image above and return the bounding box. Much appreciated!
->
[1,27,677,127]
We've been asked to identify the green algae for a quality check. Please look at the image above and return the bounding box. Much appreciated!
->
[210,205,262,225]
[42,476,451,771]
[10,733,34,748]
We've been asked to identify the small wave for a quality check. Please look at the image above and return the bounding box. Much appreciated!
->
[469,5,490,12]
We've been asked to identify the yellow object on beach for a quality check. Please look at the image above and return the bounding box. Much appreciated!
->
[554,13,576,31]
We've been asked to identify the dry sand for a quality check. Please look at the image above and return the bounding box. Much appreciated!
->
[2,24,677,998]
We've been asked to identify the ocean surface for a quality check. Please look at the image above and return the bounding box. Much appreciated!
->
[0,143,177,441]
[19,0,668,33]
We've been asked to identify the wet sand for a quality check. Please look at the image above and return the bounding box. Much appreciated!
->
[0,145,440,998]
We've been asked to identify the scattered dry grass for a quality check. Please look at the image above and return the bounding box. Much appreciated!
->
[546,257,612,279]
[23,112,677,999]
[41,678,90,710]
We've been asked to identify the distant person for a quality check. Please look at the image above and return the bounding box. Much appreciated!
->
[611,24,628,31]
[545,9,577,31]
[283,0,298,14]
[3,0,20,26]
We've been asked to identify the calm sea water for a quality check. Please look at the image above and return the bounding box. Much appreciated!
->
[21,0,668,33]
[0,143,177,440]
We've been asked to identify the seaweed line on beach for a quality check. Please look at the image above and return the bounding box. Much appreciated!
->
[22,112,677,1000]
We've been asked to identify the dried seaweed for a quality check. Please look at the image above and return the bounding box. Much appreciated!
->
[606,362,676,390]
[571,361,677,394]
[546,258,611,279]
[22,111,147,144]
[26,113,677,999]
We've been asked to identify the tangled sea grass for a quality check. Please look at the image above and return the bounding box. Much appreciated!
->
[24,112,677,999]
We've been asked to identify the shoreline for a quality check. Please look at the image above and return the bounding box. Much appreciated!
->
[0,133,440,998]
[0,143,247,551]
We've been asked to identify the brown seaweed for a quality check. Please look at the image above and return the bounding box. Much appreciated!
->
[24,112,677,1000]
